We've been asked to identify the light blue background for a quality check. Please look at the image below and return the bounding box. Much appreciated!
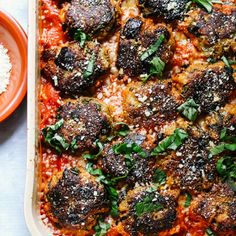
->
[0,0,30,235]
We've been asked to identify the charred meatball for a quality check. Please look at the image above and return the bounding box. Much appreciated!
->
[164,134,217,194]
[117,18,174,77]
[99,134,155,185]
[122,81,180,129]
[46,167,109,229]
[64,0,116,38]
[182,63,235,113]
[41,41,110,96]
[42,98,112,153]
[190,183,236,233]
[186,6,236,57]
[119,187,177,235]
[139,0,189,20]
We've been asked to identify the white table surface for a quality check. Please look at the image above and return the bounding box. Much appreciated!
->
[0,0,30,235]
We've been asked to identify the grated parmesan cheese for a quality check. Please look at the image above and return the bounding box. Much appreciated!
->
[0,44,12,94]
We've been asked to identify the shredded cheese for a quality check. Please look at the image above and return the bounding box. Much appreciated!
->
[0,44,12,94]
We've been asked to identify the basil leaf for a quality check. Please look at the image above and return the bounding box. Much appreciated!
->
[113,142,147,158]
[184,193,192,208]
[113,122,130,137]
[151,129,188,156]
[211,143,236,155]
[83,140,104,160]
[222,56,231,69]
[140,34,165,61]
[94,218,110,236]
[107,186,119,217]
[192,0,213,13]
[177,99,199,121]
[74,29,89,48]
[135,193,163,216]
[153,169,166,185]
[83,53,95,79]
[206,228,216,236]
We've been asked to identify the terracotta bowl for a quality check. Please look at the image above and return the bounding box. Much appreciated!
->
[0,10,27,122]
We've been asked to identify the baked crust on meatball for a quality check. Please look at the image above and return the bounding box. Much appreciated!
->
[122,81,180,129]
[117,18,174,77]
[41,41,110,96]
[46,167,109,229]
[139,0,189,20]
[42,98,112,153]
[63,0,116,38]
[119,186,177,235]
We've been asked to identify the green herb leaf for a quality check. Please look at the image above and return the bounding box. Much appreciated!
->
[74,29,89,48]
[184,193,192,208]
[151,129,188,156]
[113,122,130,137]
[206,228,216,236]
[94,218,110,236]
[135,193,163,216]
[210,143,236,155]
[192,0,213,13]
[221,56,231,69]
[140,34,165,61]
[107,186,119,217]
[177,99,199,121]
[82,140,104,160]
[83,53,95,79]
[153,169,166,185]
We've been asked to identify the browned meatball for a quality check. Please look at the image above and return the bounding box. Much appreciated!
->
[186,5,236,57]
[46,167,109,229]
[63,0,116,38]
[42,98,112,153]
[41,41,110,96]
[190,183,236,234]
[119,187,177,235]
[182,63,235,113]
[99,134,155,185]
[164,134,217,194]
[139,0,189,20]
[122,81,180,129]
[117,18,174,77]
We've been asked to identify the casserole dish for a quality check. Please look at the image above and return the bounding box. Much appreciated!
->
[25,0,236,235]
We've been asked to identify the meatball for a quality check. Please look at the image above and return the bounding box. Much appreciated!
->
[186,6,236,57]
[46,167,109,229]
[41,41,110,96]
[139,0,189,20]
[122,81,179,129]
[42,98,112,153]
[182,63,235,113]
[164,134,217,194]
[64,0,116,38]
[119,187,177,235]
[117,18,174,77]
[99,134,155,185]
[190,183,236,233]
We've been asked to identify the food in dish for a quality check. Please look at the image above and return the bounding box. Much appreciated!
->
[38,0,236,235]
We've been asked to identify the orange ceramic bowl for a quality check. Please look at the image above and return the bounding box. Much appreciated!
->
[0,10,27,122]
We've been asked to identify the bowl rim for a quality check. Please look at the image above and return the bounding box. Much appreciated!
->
[0,9,27,122]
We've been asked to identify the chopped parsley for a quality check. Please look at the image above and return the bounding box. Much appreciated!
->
[206,228,216,236]
[140,34,165,61]
[82,140,104,160]
[135,193,163,216]
[184,193,192,208]
[191,0,213,13]
[94,218,110,236]
[177,99,199,121]
[151,129,188,156]
[153,168,167,185]
[42,119,70,153]
[83,53,95,79]
[73,29,90,48]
